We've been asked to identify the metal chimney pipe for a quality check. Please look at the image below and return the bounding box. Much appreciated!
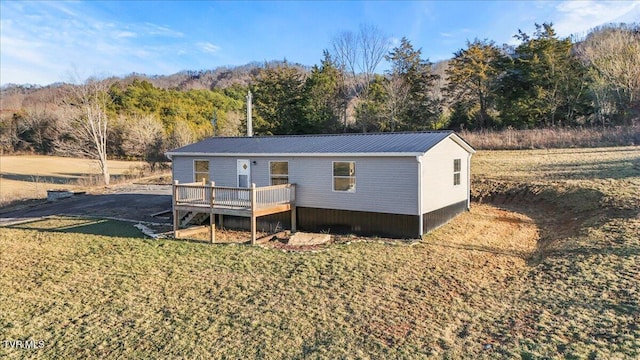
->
[246,91,253,137]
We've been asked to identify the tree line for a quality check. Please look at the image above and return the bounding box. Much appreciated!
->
[0,22,638,183]
[251,22,639,134]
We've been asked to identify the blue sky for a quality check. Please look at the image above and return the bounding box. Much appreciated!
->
[1,0,638,86]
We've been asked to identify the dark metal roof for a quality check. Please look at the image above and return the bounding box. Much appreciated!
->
[167,131,473,156]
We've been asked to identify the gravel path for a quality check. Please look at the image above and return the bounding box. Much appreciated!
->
[0,184,172,226]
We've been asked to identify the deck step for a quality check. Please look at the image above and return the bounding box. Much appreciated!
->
[180,211,210,227]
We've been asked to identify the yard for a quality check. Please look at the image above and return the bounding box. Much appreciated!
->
[1,146,639,358]
[0,155,147,205]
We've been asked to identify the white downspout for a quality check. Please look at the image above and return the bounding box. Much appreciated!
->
[417,155,423,237]
[467,152,472,211]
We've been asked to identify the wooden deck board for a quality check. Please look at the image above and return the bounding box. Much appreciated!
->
[173,182,296,244]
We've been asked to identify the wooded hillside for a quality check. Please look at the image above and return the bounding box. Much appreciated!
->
[1,23,638,164]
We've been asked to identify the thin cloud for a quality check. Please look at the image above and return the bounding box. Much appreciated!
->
[114,31,137,39]
[553,0,640,37]
[143,23,184,38]
[44,1,79,18]
[0,1,191,84]
[197,42,221,54]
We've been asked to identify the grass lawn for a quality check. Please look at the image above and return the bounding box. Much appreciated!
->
[1,146,639,358]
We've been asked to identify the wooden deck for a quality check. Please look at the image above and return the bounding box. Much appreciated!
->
[172,180,296,244]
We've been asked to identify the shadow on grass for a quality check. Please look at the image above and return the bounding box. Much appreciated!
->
[164,235,251,246]
[7,218,146,238]
[426,241,531,259]
[472,180,630,262]
[543,244,640,259]
[474,179,640,353]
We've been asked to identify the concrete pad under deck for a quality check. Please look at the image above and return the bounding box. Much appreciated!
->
[287,232,331,246]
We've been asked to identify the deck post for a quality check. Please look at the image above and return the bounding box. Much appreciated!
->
[250,183,257,245]
[290,184,297,232]
[210,181,215,243]
[172,180,179,239]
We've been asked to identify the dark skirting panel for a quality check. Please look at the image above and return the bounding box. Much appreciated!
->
[215,202,466,239]
[297,207,420,239]
[422,200,468,234]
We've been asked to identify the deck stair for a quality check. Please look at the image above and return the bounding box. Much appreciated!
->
[180,211,210,227]
[172,181,296,244]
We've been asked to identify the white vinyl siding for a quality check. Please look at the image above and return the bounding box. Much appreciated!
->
[172,155,419,215]
[173,157,233,186]
[420,138,470,214]
[297,157,417,215]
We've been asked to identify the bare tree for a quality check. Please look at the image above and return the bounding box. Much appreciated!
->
[219,110,243,136]
[332,23,390,130]
[120,114,166,170]
[55,78,112,185]
[0,113,19,153]
[15,107,59,153]
[382,76,410,131]
[577,24,640,125]
[169,120,196,149]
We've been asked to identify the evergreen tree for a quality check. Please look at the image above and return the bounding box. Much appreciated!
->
[385,37,441,130]
[445,39,505,129]
[302,51,341,133]
[251,63,307,135]
[497,23,592,128]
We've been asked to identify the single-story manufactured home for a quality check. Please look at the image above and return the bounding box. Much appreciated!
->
[166,131,475,239]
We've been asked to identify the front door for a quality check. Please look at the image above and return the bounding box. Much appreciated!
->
[237,159,251,200]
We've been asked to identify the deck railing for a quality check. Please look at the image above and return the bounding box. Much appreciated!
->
[255,184,295,209]
[172,180,296,245]
[173,181,295,209]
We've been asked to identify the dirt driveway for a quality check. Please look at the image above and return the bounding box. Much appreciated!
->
[0,184,172,226]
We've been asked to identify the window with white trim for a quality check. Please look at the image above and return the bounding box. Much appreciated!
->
[194,160,210,183]
[333,161,356,192]
[453,158,461,186]
[269,161,289,185]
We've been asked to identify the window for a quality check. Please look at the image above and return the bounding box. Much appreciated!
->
[333,161,356,192]
[453,158,461,186]
[269,161,289,185]
[194,160,209,183]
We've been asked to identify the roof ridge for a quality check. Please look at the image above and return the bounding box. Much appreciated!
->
[166,130,476,155]
[208,130,453,140]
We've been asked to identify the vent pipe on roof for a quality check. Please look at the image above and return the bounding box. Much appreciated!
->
[246,91,253,137]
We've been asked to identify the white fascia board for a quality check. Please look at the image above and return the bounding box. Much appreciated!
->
[448,134,476,154]
[165,152,424,158]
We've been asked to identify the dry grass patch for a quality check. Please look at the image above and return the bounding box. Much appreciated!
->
[1,205,537,359]
[472,146,640,181]
[1,147,639,358]
[472,147,640,359]
[461,125,640,150]
[0,155,149,204]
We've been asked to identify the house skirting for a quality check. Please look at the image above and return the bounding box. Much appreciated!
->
[210,201,468,239]
[296,207,420,238]
[422,200,468,234]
